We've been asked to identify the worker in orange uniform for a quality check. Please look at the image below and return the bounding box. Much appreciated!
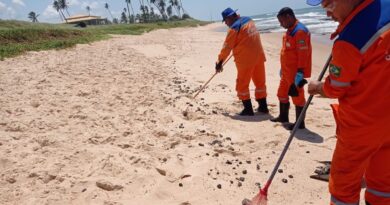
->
[307,0,390,204]
[216,7,268,116]
[271,7,312,130]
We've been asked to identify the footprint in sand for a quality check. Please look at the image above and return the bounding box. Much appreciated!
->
[5,121,27,132]
[217,84,228,89]
[265,140,281,148]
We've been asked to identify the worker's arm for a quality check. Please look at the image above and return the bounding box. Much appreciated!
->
[313,41,362,98]
[217,28,237,62]
[308,81,326,97]
[295,30,311,78]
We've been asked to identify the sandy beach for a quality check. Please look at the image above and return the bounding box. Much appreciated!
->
[0,23,364,205]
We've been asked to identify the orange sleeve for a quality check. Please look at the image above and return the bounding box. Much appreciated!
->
[218,28,237,62]
[323,40,363,98]
[295,30,310,70]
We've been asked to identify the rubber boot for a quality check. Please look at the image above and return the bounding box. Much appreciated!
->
[270,102,289,122]
[239,99,254,116]
[256,98,269,114]
[287,106,305,130]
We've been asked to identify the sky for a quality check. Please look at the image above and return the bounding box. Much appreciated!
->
[0,0,310,23]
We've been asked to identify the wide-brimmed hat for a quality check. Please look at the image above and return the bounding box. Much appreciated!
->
[221,7,238,22]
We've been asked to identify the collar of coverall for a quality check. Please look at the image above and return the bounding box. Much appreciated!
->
[229,15,241,28]
[330,0,374,40]
[287,20,299,33]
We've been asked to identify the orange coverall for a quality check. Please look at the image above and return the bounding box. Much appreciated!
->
[321,0,390,204]
[279,20,312,106]
[218,16,267,101]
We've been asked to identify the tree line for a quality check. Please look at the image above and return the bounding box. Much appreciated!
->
[28,0,189,23]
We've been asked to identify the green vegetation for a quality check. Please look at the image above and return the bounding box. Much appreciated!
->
[0,19,209,60]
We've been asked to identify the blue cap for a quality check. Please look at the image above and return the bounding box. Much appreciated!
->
[307,0,322,6]
[221,7,238,22]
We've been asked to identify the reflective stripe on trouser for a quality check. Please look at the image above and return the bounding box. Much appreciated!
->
[236,58,267,101]
[329,125,390,204]
[276,76,305,106]
[364,140,390,204]
[330,196,359,205]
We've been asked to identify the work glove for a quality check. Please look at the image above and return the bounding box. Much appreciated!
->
[215,60,223,73]
[295,71,304,86]
[288,83,299,97]
[295,71,308,88]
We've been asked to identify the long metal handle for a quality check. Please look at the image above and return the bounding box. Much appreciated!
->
[192,54,233,99]
[265,54,332,187]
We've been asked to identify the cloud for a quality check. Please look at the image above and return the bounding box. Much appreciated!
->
[0,1,7,11]
[42,5,59,18]
[81,1,100,10]
[74,0,106,16]
[0,1,16,19]
[7,6,15,14]
[12,0,25,7]
[40,4,63,23]
[68,0,80,6]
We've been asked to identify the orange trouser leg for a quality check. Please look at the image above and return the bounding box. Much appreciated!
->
[236,64,254,101]
[292,87,306,107]
[277,76,305,106]
[277,77,290,103]
[329,129,384,205]
[251,59,267,99]
[365,138,390,205]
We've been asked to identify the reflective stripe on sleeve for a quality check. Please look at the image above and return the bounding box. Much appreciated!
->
[330,196,359,205]
[330,79,351,87]
[367,188,390,198]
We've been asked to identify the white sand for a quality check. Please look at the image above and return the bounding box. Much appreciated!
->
[0,23,366,204]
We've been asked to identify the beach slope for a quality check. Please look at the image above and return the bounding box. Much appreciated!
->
[0,23,356,205]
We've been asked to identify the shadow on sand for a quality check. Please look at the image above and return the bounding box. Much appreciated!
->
[222,112,324,143]
[291,128,324,143]
[222,112,273,122]
[279,123,324,143]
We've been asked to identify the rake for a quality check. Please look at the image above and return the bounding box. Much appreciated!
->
[244,54,332,205]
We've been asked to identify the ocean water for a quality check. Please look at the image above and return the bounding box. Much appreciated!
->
[252,6,339,35]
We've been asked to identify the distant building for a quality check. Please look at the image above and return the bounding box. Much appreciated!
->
[65,15,108,25]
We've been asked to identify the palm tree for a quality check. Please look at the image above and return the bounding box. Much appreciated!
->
[86,6,91,16]
[105,3,114,20]
[166,5,172,18]
[138,0,148,23]
[129,1,135,22]
[53,0,67,22]
[158,0,167,20]
[149,6,156,22]
[178,0,186,16]
[28,11,39,22]
[138,0,146,22]
[58,0,70,16]
[169,0,180,17]
[125,0,135,23]
[120,9,128,23]
[150,0,166,20]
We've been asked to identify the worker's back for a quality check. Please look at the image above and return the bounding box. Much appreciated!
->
[230,16,266,67]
